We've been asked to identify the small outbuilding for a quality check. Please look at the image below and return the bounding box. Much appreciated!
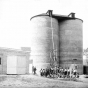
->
[0,47,30,74]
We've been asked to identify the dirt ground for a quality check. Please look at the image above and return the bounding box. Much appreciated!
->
[0,75,88,88]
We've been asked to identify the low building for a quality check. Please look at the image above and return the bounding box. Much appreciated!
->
[83,55,88,74]
[0,47,30,74]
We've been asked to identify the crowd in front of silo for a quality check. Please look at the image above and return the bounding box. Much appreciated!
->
[32,66,79,79]
[39,67,79,78]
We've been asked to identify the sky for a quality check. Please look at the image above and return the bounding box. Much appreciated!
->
[0,0,88,49]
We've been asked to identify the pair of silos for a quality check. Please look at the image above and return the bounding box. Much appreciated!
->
[30,10,83,75]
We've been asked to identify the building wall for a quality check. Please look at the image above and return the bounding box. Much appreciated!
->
[0,48,30,74]
[0,52,7,74]
[3,54,7,74]
[83,55,88,74]
[0,54,3,74]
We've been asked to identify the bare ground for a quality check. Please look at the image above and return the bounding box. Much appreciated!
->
[0,75,88,88]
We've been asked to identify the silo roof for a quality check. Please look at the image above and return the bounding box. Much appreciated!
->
[30,13,83,22]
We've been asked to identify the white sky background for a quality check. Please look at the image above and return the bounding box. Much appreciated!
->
[0,0,88,49]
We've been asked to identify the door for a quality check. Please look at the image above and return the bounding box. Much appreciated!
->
[7,56,17,74]
[7,55,27,74]
[29,59,33,74]
[17,56,26,74]
[29,64,33,74]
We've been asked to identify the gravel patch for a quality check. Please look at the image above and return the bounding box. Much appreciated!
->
[0,75,88,88]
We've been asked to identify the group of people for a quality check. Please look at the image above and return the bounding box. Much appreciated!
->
[40,67,79,78]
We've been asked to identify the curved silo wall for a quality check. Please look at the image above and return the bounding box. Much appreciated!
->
[59,19,83,74]
[30,16,59,74]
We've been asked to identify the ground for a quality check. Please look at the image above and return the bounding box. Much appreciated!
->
[0,75,88,88]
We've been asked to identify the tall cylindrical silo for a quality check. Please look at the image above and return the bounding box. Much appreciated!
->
[59,19,83,74]
[30,15,59,74]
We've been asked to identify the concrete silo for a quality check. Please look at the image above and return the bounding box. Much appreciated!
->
[30,10,83,75]
[30,11,59,74]
[59,18,83,74]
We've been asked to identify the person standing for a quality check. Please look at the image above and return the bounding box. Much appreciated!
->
[67,68,70,78]
[34,67,37,75]
[40,69,43,76]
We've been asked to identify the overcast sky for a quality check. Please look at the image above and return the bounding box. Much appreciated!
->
[0,0,88,49]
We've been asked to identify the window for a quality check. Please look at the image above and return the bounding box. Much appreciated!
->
[0,57,1,64]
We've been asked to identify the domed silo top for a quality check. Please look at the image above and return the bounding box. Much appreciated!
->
[30,10,83,22]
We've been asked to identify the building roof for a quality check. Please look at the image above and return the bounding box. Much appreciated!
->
[0,47,30,55]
